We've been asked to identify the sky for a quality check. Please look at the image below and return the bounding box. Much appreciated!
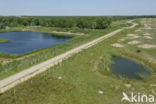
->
[0,0,156,16]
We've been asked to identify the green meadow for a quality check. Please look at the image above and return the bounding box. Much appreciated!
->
[0,18,155,104]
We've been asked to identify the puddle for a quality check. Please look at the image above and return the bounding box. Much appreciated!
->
[111,57,151,79]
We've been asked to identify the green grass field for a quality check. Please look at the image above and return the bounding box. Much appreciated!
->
[0,18,155,104]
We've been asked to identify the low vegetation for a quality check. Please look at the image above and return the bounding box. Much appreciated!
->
[0,39,9,42]
[0,19,131,80]
[0,18,155,104]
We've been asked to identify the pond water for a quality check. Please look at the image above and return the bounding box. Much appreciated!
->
[0,31,70,55]
[111,57,151,79]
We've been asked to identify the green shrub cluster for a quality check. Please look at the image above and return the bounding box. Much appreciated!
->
[0,16,111,29]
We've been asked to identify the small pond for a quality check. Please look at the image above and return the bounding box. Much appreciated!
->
[111,57,151,79]
[0,31,71,55]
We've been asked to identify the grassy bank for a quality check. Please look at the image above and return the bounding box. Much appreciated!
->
[0,26,91,35]
[0,18,155,104]
[0,39,9,42]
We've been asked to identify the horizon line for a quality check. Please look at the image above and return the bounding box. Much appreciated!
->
[0,15,156,17]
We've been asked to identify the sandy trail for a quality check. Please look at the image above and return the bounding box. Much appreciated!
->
[0,21,137,93]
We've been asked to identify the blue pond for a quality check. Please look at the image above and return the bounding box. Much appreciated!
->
[111,57,151,79]
[0,31,70,55]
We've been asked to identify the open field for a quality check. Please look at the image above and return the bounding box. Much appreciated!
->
[114,18,156,65]
[0,18,155,104]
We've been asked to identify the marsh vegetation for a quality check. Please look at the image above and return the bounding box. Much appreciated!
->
[0,17,156,104]
[0,39,9,42]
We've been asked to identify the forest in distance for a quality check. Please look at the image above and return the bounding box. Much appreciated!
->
[0,16,156,30]
[0,16,111,29]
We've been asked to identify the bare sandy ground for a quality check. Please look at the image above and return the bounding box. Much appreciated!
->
[127,34,140,39]
[112,43,124,47]
[138,44,156,49]
[118,38,126,42]
[144,33,151,36]
[0,21,138,93]
[118,31,140,42]
[52,31,84,35]
[146,27,152,30]
[135,29,143,32]
[143,36,153,39]
[128,40,141,45]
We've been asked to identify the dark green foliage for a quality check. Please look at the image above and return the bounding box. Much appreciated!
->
[1,16,155,29]
[110,15,156,21]
[0,16,112,29]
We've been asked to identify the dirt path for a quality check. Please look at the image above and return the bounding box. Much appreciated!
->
[0,21,138,93]
[52,31,84,35]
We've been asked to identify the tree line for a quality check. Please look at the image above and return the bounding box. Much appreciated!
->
[1,16,156,29]
[0,16,112,29]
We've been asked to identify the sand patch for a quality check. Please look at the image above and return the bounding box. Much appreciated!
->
[144,24,149,28]
[138,44,156,49]
[112,43,124,48]
[135,29,143,32]
[144,33,151,36]
[127,34,135,37]
[143,36,153,39]
[146,27,152,30]
[52,31,84,35]
[127,34,140,39]
[118,38,127,42]
[128,40,141,45]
